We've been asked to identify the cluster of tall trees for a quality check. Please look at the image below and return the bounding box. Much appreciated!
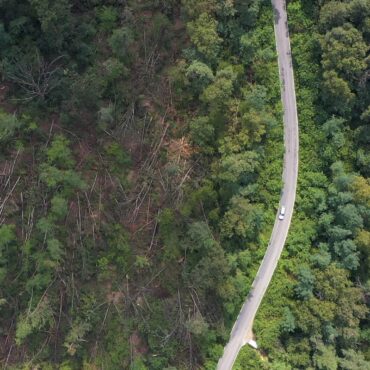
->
[0,0,368,369]
[251,1,370,369]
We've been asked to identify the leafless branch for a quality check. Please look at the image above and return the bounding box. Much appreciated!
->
[5,52,65,100]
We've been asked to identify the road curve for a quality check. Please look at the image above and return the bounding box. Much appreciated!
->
[216,1,299,369]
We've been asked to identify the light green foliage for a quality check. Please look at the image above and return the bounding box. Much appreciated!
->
[46,135,75,167]
[270,361,292,370]
[50,196,68,220]
[134,255,150,269]
[16,296,54,345]
[64,321,91,356]
[96,6,118,32]
[221,195,263,240]
[0,224,15,247]
[167,59,189,98]
[201,66,236,108]
[64,293,99,357]
[46,238,64,262]
[339,349,370,370]
[285,337,311,368]
[360,104,370,122]
[312,342,338,370]
[131,357,148,370]
[234,345,268,369]
[356,147,370,176]
[36,216,54,235]
[187,13,222,62]
[40,135,85,192]
[40,165,86,190]
[0,110,23,144]
[351,176,370,206]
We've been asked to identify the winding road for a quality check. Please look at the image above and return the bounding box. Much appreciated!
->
[216,1,299,369]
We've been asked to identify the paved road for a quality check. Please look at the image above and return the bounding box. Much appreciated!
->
[216,1,299,369]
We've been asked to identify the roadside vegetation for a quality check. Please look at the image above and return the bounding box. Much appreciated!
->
[249,1,370,369]
[0,0,368,369]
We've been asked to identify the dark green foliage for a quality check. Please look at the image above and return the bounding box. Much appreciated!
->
[189,116,215,152]
[0,110,23,146]
[319,1,349,31]
[295,266,315,300]
[186,60,214,94]
[0,0,369,368]
[253,1,369,368]
[322,70,355,114]
[321,23,368,81]
[0,224,16,283]
[280,307,296,334]
[100,224,132,276]
[96,6,118,32]
[109,27,134,62]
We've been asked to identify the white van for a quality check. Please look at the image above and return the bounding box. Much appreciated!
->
[247,339,258,349]
[279,206,286,220]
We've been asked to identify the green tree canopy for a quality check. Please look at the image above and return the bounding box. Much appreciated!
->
[187,12,222,62]
[321,23,368,81]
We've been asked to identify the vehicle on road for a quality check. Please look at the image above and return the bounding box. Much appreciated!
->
[247,339,258,349]
[216,1,299,367]
[279,206,286,220]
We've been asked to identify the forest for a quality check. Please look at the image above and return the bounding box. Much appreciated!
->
[0,0,368,369]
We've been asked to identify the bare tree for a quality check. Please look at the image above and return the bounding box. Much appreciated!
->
[4,52,65,101]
